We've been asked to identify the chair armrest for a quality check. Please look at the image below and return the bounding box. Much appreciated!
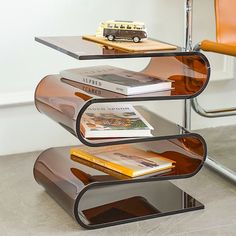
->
[200,40,236,56]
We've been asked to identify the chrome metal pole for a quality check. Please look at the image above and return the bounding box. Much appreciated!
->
[183,0,193,130]
[184,99,192,130]
[185,0,193,51]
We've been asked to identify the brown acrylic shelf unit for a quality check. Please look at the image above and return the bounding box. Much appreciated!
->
[34,36,210,229]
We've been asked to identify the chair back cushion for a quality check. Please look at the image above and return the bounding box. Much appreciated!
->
[215,0,236,43]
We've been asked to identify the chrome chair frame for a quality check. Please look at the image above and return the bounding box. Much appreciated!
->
[184,0,236,182]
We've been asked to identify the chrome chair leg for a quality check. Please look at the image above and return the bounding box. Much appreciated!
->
[205,157,236,182]
[190,97,236,182]
[191,97,236,118]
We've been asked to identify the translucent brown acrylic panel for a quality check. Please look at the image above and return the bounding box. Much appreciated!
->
[35,55,209,145]
[33,136,206,228]
[142,55,209,96]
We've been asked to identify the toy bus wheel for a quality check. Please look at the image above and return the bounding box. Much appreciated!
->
[107,35,115,41]
[133,36,140,43]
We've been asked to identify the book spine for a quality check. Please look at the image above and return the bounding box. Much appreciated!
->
[70,149,134,177]
[60,71,129,95]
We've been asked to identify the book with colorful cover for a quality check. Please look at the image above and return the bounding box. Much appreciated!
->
[70,144,175,177]
[60,65,172,95]
[80,104,153,138]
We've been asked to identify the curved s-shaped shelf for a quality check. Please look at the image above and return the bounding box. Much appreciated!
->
[35,54,210,146]
[34,135,206,229]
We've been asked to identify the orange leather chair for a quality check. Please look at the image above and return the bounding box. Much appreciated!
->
[191,0,236,182]
[192,0,236,118]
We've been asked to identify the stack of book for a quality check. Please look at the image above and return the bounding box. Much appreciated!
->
[80,103,153,138]
[60,65,172,96]
[70,145,176,178]
[60,65,173,139]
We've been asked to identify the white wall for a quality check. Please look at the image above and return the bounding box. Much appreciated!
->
[0,0,235,155]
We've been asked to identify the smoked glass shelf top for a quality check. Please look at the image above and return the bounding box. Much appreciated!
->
[36,36,193,60]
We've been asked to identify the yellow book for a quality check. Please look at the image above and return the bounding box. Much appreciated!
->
[70,145,175,177]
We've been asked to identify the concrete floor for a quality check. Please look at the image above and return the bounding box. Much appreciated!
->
[196,125,236,172]
[1,125,236,236]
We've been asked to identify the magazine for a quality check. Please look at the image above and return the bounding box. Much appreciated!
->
[70,144,175,177]
[80,103,153,138]
[60,65,172,95]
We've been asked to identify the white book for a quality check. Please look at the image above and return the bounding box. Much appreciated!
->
[80,103,153,138]
[60,65,172,95]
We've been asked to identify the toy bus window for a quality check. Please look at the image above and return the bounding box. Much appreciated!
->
[114,24,119,29]
[120,25,125,29]
[107,24,113,28]
[127,25,132,29]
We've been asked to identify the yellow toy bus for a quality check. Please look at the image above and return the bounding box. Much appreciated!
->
[96,20,147,43]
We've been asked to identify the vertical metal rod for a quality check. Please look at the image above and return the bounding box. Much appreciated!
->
[184,0,193,130]
[185,0,193,51]
[184,99,192,130]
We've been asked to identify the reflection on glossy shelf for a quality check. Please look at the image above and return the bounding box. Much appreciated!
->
[80,196,161,225]
[78,182,203,227]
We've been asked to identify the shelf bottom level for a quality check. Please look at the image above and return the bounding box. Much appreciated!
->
[34,146,204,229]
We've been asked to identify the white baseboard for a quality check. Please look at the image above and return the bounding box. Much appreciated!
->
[0,91,34,107]
[0,104,78,156]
